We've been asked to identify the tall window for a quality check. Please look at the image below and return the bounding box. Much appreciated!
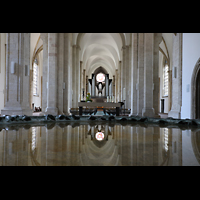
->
[163,60,169,97]
[33,59,38,96]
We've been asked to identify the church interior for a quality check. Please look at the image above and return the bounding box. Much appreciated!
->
[1,33,199,119]
[0,33,200,166]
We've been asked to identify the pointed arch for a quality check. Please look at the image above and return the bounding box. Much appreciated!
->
[76,33,126,47]
[191,57,200,119]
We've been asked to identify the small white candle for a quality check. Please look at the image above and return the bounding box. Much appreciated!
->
[112,95,115,102]
[107,96,109,102]
[123,88,126,100]
[110,96,112,102]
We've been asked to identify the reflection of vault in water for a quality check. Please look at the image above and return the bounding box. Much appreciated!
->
[80,127,121,166]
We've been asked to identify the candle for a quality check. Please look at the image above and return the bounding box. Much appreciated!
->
[107,96,109,102]
[110,96,112,102]
[123,88,125,100]
[112,95,114,103]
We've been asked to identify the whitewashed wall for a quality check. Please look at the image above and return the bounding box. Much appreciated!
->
[181,33,200,119]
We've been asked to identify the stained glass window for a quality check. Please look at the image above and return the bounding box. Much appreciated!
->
[96,73,105,82]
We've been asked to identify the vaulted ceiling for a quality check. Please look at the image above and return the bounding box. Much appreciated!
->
[74,33,128,78]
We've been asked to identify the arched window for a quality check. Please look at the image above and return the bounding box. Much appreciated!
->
[163,60,169,97]
[33,59,38,96]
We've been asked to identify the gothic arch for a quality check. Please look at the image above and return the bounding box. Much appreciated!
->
[191,57,200,119]
[76,33,126,47]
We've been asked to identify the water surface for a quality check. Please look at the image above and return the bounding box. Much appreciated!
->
[0,123,199,166]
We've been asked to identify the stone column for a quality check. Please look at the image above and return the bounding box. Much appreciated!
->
[168,33,182,119]
[153,33,162,117]
[125,45,130,108]
[109,79,112,96]
[40,33,48,115]
[86,75,88,95]
[137,33,144,116]
[142,33,155,117]
[130,33,138,116]
[72,45,81,107]
[80,61,83,100]
[88,79,91,94]
[113,75,115,98]
[45,33,58,115]
[64,33,71,115]
[105,74,109,96]
[83,69,86,98]
[121,46,126,101]
[115,70,118,102]
[67,33,73,113]
[76,46,81,105]
[57,33,64,114]
[118,61,121,101]
[1,33,32,116]
[92,74,96,96]
[22,33,32,113]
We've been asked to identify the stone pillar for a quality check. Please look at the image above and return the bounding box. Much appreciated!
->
[105,74,109,96]
[64,33,71,115]
[115,70,118,102]
[86,75,88,95]
[88,79,91,94]
[45,33,58,115]
[92,74,96,96]
[40,33,48,115]
[113,75,115,98]
[137,33,144,116]
[76,46,81,105]
[72,45,76,107]
[83,69,86,89]
[57,33,64,114]
[80,61,83,100]
[83,69,86,98]
[72,45,81,107]
[130,33,138,116]
[142,33,155,117]
[153,33,162,117]
[168,33,182,119]
[1,33,32,116]
[109,79,112,96]
[118,61,121,101]
[80,61,85,100]
[121,46,126,101]
[125,45,130,108]
[67,33,73,113]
